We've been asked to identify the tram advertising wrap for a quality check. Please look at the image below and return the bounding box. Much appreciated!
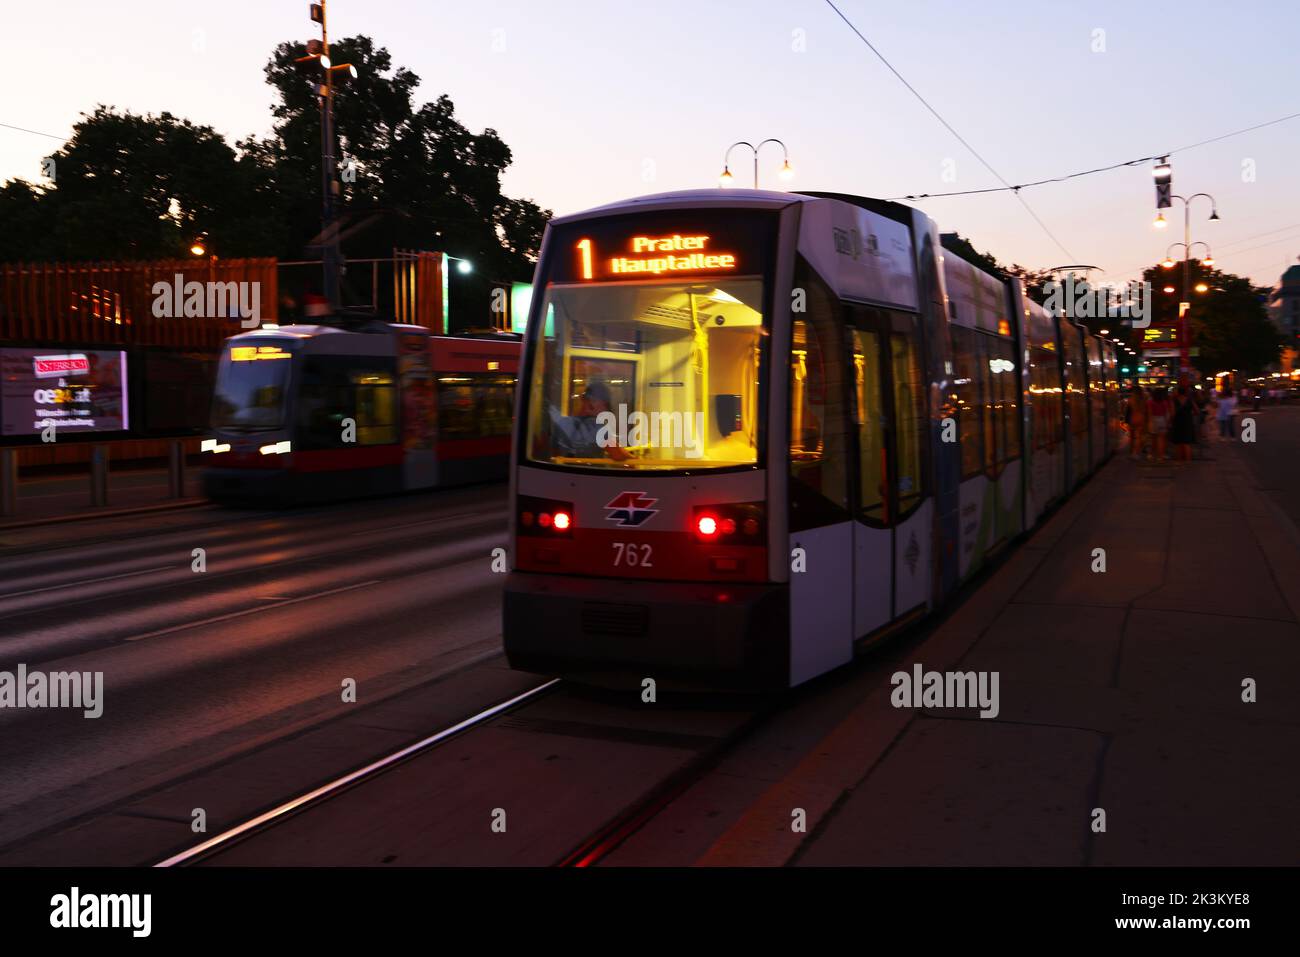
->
[0,347,129,436]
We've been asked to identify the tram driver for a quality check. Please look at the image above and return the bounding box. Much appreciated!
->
[543,380,629,462]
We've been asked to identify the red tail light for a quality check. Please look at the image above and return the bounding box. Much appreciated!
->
[517,495,574,537]
[692,502,765,540]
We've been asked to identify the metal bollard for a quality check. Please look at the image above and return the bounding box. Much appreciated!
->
[90,445,108,507]
[1,448,16,518]
[168,441,185,499]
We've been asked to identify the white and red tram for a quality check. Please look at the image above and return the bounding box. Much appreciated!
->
[503,190,1117,689]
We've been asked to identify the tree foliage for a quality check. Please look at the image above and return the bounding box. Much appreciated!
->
[0,35,550,293]
[1139,262,1283,375]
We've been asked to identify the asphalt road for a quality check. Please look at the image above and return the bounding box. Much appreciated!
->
[0,483,511,854]
[1234,403,1300,530]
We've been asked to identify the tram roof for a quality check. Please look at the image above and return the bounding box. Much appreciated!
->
[550,189,807,225]
[551,188,923,230]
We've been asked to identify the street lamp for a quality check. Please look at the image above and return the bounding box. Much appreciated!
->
[1158,192,1219,382]
[719,139,793,189]
[303,1,360,310]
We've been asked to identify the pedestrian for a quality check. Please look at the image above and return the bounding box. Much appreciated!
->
[1171,386,1196,463]
[1192,387,1211,457]
[1215,386,1237,439]
[1127,385,1149,460]
[1147,386,1171,462]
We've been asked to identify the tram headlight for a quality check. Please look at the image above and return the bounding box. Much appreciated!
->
[697,515,719,537]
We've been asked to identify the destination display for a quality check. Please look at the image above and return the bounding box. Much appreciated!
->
[546,209,778,284]
[0,347,129,436]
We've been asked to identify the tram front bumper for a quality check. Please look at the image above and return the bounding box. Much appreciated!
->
[503,571,789,690]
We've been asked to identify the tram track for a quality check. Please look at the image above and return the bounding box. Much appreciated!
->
[156,679,563,867]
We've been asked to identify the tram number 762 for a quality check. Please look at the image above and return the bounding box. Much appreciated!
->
[612,542,653,568]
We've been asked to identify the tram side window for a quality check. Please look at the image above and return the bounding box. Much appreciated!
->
[997,338,1021,461]
[437,374,517,439]
[352,370,398,445]
[789,264,850,530]
[296,357,398,448]
[849,324,887,522]
[1030,348,1061,450]
[950,326,983,479]
[976,334,1000,470]
[890,327,926,514]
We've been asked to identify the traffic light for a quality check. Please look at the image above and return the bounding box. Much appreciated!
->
[1153,157,1172,209]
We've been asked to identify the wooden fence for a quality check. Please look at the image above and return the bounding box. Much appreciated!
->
[0,258,278,347]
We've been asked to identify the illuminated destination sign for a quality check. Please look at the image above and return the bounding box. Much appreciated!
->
[545,209,777,285]
[1142,327,1177,343]
[230,345,292,362]
[591,234,737,278]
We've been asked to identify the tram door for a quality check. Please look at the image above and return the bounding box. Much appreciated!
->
[847,307,933,634]
[787,277,855,685]
[847,318,893,640]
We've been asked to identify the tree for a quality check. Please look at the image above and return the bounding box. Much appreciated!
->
[249,35,550,284]
[0,107,269,261]
[0,34,551,297]
[1139,261,1283,375]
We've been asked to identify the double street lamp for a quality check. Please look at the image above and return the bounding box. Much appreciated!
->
[1153,191,1219,380]
[296,2,358,310]
[719,139,794,189]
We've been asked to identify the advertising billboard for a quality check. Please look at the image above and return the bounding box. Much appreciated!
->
[1,348,129,436]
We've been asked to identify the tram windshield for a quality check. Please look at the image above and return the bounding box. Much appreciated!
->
[524,278,765,470]
[211,342,293,431]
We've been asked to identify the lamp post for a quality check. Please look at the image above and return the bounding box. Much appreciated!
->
[719,139,793,189]
[1156,192,1219,383]
[300,2,358,310]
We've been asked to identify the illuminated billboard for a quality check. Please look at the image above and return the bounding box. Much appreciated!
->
[1,348,129,436]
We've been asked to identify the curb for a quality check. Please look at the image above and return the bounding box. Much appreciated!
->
[0,498,209,531]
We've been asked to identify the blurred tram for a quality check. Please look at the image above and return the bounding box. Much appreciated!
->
[502,189,1119,690]
[203,316,520,503]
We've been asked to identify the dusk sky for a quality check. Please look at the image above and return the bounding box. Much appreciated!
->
[3,0,1297,287]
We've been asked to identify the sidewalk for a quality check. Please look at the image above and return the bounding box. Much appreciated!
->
[0,466,205,529]
[701,434,1300,866]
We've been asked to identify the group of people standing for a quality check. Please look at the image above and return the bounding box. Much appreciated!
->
[1124,383,1237,464]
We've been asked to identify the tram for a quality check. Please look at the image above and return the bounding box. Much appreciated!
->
[502,189,1119,689]
[202,316,520,503]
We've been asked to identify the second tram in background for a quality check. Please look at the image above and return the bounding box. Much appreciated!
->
[202,314,520,503]
[503,188,1121,690]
